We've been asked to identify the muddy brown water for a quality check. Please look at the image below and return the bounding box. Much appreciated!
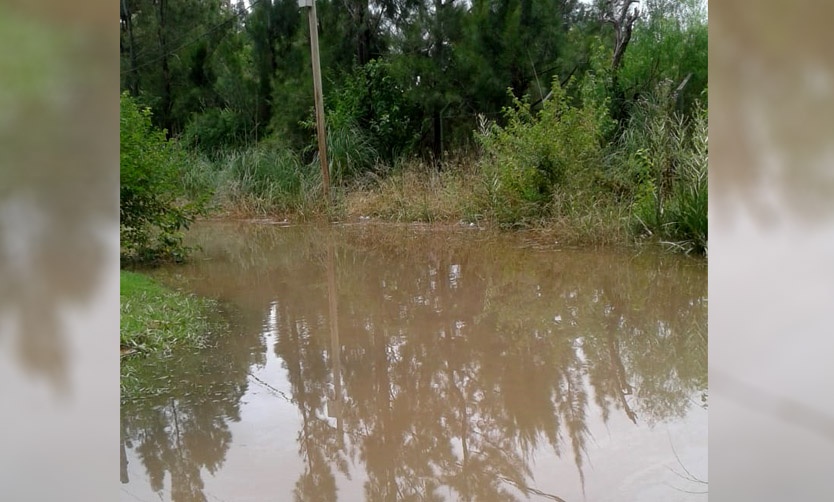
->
[120,221,707,502]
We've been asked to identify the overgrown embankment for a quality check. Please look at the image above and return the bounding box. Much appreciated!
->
[167,79,707,254]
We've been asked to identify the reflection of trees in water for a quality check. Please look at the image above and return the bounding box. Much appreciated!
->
[120,316,261,502]
[122,223,706,500]
[260,225,707,500]
[277,316,346,502]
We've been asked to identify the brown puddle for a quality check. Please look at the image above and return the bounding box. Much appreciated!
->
[120,222,707,501]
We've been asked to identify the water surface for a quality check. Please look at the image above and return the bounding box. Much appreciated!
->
[121,222,707,501]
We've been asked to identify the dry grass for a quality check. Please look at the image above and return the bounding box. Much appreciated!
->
[342,157,634,247]
[186,151,660,250]
[344,157,485,224]
[543,190,634,247]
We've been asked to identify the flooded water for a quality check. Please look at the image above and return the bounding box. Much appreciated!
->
[120,222,707,502]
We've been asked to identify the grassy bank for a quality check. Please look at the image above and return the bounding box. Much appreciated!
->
[341,158,633,247]
[120,270,223,356]
[178,148,703,251]
[172,85,707,254]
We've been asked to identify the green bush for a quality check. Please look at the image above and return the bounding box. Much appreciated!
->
[181,107,255,154]
[476,78,613,225]
[120,92,200,263]
[327,60,417,164]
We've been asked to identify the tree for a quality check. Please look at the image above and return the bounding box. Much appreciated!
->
[616,0,708,116]
[120,0,140,95]
[117,0,707,168]
[596,0,640,125]
[599,0,640,73]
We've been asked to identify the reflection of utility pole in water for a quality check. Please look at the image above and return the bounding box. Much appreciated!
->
[606,315,637,424]
[326,236,343,435]
[120,429,129,484]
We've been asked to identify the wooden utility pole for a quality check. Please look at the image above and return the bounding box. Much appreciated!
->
[298,0,330,202]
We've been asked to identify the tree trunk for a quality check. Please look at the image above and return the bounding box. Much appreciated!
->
[601,0,640,127]
[156,0,174,136]
[433,109,442,167]
[356,0,371,66]
[602,0,639,74]
[256,1,277,140]
[120,0,139,95]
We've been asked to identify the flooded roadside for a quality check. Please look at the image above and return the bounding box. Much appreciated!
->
[120,222,707,501]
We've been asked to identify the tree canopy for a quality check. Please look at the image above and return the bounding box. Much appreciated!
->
[120,0,707,158]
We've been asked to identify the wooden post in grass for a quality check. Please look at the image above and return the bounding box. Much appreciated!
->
[298,0,330,202]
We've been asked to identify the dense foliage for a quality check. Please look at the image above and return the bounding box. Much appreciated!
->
[120,0,708,253]
[477,77,614,225]
[120,92,200,263]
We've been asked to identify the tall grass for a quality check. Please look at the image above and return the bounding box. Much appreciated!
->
[665,102,708,253]
[322,117,380,186]
[344,156,483,223]
[179,143,326,218]
[616,83,708,254]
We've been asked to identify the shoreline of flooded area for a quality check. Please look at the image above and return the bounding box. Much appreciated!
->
[121,222,707,502]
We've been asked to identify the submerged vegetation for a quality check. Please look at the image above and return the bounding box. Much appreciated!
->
[120,0,708,256]
[120,270,228,397]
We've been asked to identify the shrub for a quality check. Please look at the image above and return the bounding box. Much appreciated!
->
[476,77,613,225]
[120,92,201,263]
[327,59,418,164]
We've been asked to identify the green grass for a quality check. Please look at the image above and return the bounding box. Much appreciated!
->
[120,270,223,355]
[179,144,328,219]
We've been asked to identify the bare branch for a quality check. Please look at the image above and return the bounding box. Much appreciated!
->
[601,0,642,72]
